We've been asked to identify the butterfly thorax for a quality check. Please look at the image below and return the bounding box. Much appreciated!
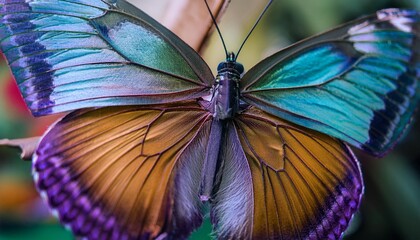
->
[212,53,244,120]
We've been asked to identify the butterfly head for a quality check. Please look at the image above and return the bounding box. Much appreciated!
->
[217,52,244,76]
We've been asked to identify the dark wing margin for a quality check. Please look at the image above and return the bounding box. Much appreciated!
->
[211,107,363,239]
[0,0,214,116]
[241,9,420,156]
[33,101,213,239]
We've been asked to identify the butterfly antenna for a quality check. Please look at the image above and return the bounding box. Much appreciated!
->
[204,0,228,59]
[235,0,273,61]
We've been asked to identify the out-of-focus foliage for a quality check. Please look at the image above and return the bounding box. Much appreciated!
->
[0,0,419,239]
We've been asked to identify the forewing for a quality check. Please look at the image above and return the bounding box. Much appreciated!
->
[241,9,420,156]
[0,0,213,116]
[33,102,212,239]
[211,107,363,239]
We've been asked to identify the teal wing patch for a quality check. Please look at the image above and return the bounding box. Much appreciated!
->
[241,9,420,156]
[0,0,213,116]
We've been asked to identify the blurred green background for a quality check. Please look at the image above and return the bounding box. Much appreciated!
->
[0,0,419,239]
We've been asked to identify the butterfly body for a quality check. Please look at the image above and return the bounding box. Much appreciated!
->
[210,53,244,120]
[0,1,419,239]
[200,53,245,199]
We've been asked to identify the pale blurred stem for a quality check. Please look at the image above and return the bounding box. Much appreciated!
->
[0,0,230,161]
[0,137,40,161]
[162,0,229,53]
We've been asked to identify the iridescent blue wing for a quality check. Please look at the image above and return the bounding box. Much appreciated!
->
[0,0,213,116]
[241,9,420,156]
[210,107,363,239]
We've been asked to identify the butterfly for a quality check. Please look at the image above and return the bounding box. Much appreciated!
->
[0,0,419,239]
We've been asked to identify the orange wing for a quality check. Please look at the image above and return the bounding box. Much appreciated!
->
[33,102,212,239]
[211,107,363,239]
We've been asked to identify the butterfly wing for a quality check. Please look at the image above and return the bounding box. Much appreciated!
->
[33,102,212,239]
[0,0,213,116]
[241,9,420,156]
[210,107,363,239]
